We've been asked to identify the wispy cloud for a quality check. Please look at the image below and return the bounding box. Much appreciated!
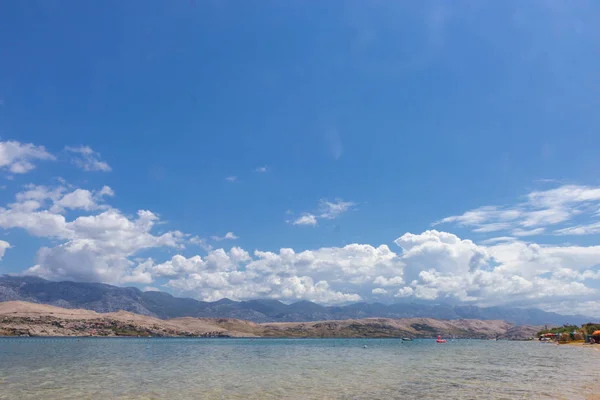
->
[436,184,600,237]
[255,166,267,173]
[289,198,356,227]
[555,222,600,236]
[473,222,513,233]
[512,228,545,237]
[65,146,111,172]
[480,236,517,245]
[190,236,213,251]
[225,176,238,182]
[211,232,239,241]
[319,199,356,220]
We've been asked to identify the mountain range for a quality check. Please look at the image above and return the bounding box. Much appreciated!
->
[0,275,593,326]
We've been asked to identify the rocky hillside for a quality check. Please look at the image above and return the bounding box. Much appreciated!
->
[0,275,590,325]
[0,301,539,339]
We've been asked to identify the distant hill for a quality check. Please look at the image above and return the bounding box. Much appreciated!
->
[0,275,593,325]
[0,301,538,339]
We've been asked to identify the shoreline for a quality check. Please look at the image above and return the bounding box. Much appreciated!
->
[1,301,541,340]
[0,335,537,340]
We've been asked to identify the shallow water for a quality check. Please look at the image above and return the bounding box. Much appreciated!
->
[0,338,599,399]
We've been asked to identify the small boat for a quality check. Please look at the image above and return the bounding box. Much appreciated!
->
[401,338,413,341]
[436,335,446,343]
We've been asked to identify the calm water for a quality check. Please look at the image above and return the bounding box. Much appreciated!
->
[0,338,599,399]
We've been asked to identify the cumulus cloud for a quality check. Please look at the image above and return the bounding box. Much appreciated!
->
[211,232,239,241]
[9,184,114,215]
[393,230,600,311]
[50,189,100,213]
[0,140,55,174]
[395,286,414,298]
[98,186,115,197]
[0,183,183,284]
[292,214,318,226]
[25,209,184,283]
[150,243,401,304]
[436,184,600,237]
[65,146,111,172]
[138,229,598,311]
[3,179,600,315]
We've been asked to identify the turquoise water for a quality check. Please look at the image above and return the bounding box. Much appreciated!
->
[1,338,599,399]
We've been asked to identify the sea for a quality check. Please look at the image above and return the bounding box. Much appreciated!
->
[1,338,599,399]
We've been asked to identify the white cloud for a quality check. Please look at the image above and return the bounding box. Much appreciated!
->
[388,230,600,313]
[190,236,213,251]
[319,199,356,219]
[290,198,356,226]
[12,184,113,215]
[144,286,161,292]
[50,189,99,213]
[527,185,600,208]
[225,176,237,182]
[437,184,600,237]
[373,276,403,287]
[395,230,489,281]
[15,184,65,203]
[98,186,115,197]
[292,214,318,226]
[25,208,184,284]
[0,183,184,284]
[555,222,600,236]
[160,243,400,304]
[521,208,571,228]
[255,166,267,172]
[0,140,55,174]
[211,232,239,241]
[151,254,206,278]
[0,206,68,238]
[480,236,516,245]
[3,178,600,314]
[0,240,11,260]
[512,228,545,237]
[372,288,388,295]
[395,286,414,298]
[65,146,111,172]
[473,222,513,233]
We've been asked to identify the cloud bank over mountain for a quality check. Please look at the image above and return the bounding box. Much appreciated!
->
[0,142,598,317]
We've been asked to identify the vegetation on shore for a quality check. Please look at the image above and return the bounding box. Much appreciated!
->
[536,323,600,343]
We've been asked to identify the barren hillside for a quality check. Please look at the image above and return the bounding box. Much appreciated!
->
[0,301,539,339]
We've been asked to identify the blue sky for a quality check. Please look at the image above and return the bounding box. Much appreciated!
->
[1,1,600,316]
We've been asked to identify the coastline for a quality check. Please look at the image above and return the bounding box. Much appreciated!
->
[1,301,541,340]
